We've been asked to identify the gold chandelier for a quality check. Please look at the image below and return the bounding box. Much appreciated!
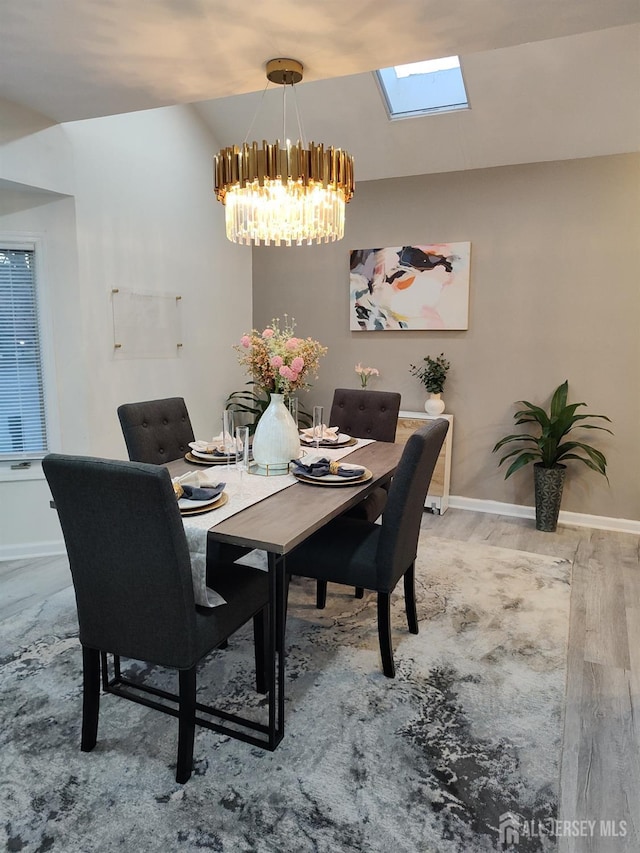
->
[214,58,355,247]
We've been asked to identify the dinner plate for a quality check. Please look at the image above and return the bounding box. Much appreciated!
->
[193,448,236,461]
[185,451,234,466]
[179,491,228,515]
[293,466,373,486]
[299,432,355,448]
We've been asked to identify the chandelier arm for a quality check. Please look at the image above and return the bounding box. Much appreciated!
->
[282,80,287,144]
[291,83,306,148]
[243,79,270,146]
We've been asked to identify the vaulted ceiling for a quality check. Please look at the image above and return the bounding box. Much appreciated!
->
[1,0,638,179]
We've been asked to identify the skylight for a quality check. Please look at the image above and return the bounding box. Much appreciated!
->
[376,56,469,119]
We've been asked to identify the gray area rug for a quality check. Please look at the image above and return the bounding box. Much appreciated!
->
[1,535,570,853]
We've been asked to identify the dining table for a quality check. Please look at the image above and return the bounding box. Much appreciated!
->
[166,438,404,751]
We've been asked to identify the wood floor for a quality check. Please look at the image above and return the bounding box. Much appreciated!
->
[2,509,638,852]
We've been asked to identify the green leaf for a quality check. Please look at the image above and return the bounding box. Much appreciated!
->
[492,434,538,452]
[568,419,613,434]
[559,453,609,481]
[497,446,542,467]
[514,403,550,428]
[556,441,607,463]
[549,380,569,419]
[504,452,540,479]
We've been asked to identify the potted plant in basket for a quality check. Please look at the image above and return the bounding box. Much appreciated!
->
[492,380,612,532]
[409,353,450,415]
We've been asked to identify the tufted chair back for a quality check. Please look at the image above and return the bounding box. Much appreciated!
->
[117,397,195,464]
[329,388,401,442]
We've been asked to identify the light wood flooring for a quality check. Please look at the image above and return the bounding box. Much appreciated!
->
[1,509,638,852]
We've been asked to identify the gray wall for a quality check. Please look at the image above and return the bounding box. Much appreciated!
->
[252,153,640,521]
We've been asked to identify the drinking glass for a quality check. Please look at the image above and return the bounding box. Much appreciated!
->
[222,410,235,469]
[235,425,250,495]
[235,426,250,471]
[288,396,299,428]
[312,405,324,450]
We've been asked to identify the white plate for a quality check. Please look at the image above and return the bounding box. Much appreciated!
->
[299,432,351,446]
[189,441,218,452]
[192,448,235,461]
[293,464,372,485]
[178,493,224,509]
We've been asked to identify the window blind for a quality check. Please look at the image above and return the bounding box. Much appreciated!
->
[0,248,48,458]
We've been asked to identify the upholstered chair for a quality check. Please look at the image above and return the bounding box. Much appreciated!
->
[43,454,270,783]
[285,419,448,678]
[117,397,195,464]
[316,388,401,608]
[329,388,401,445]
[117,396,246,567]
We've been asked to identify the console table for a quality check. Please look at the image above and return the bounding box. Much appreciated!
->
[396,411,453,513]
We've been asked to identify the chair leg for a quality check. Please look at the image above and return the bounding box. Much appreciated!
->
[253,608,269,694]
[403,562,419,634]
[316,579,327,610]
[81,646,100,752]
[377,592,395,678]
[176,667,196,784]
[354,587,364,599]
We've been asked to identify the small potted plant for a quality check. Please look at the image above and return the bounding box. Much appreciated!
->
[409,353,450,415]
[355,363,380,388]
[492,380,612,532]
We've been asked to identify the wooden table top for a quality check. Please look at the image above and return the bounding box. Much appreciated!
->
[168,441,403,555]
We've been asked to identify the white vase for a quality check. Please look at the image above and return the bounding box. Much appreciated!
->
[252,393,301,471]
[424,393,445,416]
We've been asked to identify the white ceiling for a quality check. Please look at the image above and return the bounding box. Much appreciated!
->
[1,0,639,180]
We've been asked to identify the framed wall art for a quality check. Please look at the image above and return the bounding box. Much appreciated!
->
[350,243,471,331]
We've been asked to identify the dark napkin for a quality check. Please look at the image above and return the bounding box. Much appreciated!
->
[181,482,225,501]
[291,458,364,479]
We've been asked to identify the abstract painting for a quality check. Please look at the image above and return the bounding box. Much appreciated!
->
[350,243,471,330]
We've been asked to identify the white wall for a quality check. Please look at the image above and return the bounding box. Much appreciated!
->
[64,104,252,456]
[0,97,75,194]
[0,103,253,558]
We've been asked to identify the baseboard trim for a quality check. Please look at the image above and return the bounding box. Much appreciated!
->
[0,541,66,561]
[449,496,640,535]
[2,498,639,562]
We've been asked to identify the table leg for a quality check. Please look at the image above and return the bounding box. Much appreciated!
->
[268,551,286,749]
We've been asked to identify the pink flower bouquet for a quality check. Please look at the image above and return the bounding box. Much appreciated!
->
[235,317,327,395]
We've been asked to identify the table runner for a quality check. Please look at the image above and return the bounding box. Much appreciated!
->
[182,439,373,607]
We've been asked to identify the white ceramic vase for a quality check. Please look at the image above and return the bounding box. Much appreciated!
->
[424,392,445,416]
[252,393,301,471]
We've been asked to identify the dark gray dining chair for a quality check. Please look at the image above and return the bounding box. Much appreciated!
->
[316,388,401,608]
[328,387,401,523]
[329,388,401,446]
[43,453,270,784]
[285,419,448,678]
[117,396,247,566]
[117,397,195,464]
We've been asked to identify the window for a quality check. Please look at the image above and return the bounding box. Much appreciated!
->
[376,56,469,119]
[0,244,48,459]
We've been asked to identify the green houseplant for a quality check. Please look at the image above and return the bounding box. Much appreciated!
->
[492,380,612,531]
[409,353,450,415]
